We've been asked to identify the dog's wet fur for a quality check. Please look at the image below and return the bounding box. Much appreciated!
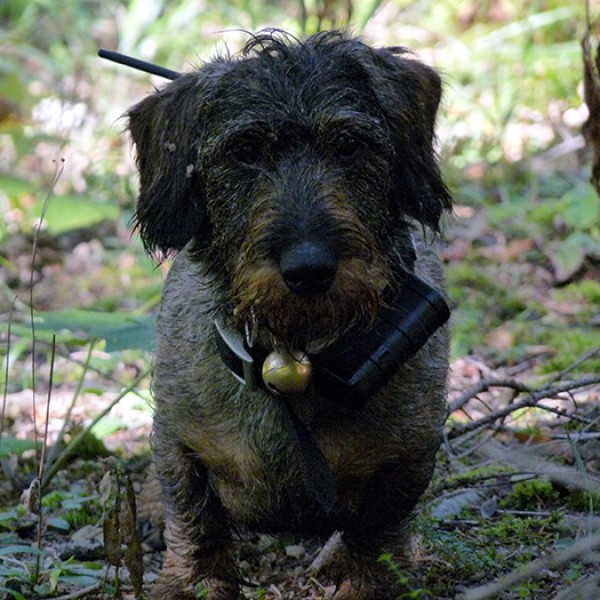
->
[128,30,451,599]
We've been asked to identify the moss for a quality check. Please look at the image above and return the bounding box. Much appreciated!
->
[443,463,515,487]
[535,327,600,373]
[566,490,600,512]
[501,478,560,511]
[551,280,600,314]
[407,511,565,597]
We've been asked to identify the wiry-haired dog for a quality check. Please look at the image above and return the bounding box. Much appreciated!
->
[127,30,452,600]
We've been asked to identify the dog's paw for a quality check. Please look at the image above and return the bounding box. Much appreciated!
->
[150,582,196,600]
[150,579,244,600]
[335,576,404,600]
[333,578,370,600]
[151,578,242,600]
[196,578,243,600]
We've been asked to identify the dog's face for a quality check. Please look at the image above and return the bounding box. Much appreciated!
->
[128,31,451,348]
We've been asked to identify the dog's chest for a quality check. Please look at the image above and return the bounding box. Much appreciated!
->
[177,388,393,524]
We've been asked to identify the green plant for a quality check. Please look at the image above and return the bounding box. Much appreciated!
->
[546,184,600,282]
[410,508,571,597]
[0,544,109,598]
[504,478,561,511]
[378,553,430,599]
[567,490,600,512]
[42,484,101,529]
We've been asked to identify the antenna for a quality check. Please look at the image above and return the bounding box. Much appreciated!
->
[98,49,180,80]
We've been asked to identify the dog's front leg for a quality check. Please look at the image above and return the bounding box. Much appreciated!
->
[151,437,241,600]
[334,460,437,600]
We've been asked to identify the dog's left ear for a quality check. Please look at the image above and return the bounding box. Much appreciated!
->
[128,72,209,258]
[365,47,452,230]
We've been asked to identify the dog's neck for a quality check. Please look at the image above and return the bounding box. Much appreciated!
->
[213,266,450,407]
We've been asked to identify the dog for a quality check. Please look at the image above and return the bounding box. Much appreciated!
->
[127,29,452,599]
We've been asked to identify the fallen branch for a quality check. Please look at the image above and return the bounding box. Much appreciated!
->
[449,377,531,413]
[447,374,600,439]
[550,573,600,600]
[479,441,600,494]
[458,531,600,600]
[52,583,104,600]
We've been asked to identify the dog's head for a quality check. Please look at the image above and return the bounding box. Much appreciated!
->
[128,30,451,347]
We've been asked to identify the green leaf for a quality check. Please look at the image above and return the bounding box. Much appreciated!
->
[0,544,48,556]
[56,575,104,586]
[47,517,70,532]
[0,173,31,199]
[5,310,156,351]
[31,194,120,235]
[0,588,27,600]
[547,232,591,282]
[0,437,39,458]
[69,562,105,574]
[562,186,600,230]
[90,417,125,438]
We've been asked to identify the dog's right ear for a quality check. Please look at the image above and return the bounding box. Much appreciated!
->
[363,46,452,232]
[128,73,209,258]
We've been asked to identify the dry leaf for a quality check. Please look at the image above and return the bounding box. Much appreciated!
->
[101,465,145,597]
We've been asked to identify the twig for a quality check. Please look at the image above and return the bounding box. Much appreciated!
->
[586,0,591,31]
[449,377,531,413]
[553,432,600,440]
[447,375,600,439]
[550,572,600,600]
[29,159,65,466]
[41,367,151,488]
[34,335,56,585]
[27,160,64,589]
[53,343,148,401]
[298,0,307,34]
[548,346,600,383]
[52,583,103,599]
[479,441,600,494]
[44,340,97,476]
[309,531,343,573]
[458,531,600,600]
[0,297,17,443]
[38,335,56,481]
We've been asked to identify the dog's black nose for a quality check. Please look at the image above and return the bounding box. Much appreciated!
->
[280,241,337,296]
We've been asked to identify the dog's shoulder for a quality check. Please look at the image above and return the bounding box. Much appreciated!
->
[156,249,214,343]
[412,232,446,290]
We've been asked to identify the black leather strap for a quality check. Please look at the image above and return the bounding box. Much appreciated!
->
[278,397,338,514]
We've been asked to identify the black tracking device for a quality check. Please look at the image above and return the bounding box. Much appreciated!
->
[312,270,450,405]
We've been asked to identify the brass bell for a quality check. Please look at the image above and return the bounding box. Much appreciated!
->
[261,349,312,395]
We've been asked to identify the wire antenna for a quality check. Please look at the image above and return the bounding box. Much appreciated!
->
[98,49,180,80]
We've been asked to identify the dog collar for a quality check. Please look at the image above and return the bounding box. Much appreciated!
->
[213,268,450,406]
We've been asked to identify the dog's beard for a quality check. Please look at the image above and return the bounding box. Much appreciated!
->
[232,257,390,351]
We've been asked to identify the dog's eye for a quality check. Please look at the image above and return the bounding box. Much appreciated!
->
[231,137,266,165]
[334,132,360,157]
